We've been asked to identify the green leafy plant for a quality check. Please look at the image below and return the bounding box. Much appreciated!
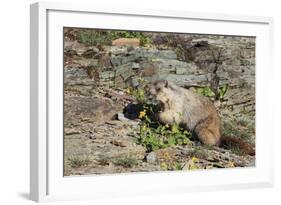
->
[160,161,184,171]
[137,112,192,152]
[218,84,228,100]
[77,30,151,46]
[77,30,112,46]
[172,162,184,170]
[128,87,147,103]
[126,78,148,104]
[127,80,192,152]
[195,86,215,97]
[195,84,228,101]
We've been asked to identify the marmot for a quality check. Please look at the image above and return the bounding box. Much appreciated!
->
[146,80,255,155]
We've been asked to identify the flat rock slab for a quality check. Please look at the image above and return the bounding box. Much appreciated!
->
[64,96,123,124]
[112,38,140,47]
[64,118,147,176]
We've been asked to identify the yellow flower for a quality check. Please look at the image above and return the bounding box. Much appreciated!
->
[185,158,199,170]
[141,125,147,132]
[139,111,146,118]
[126,88,131,94]
[191,156,199,163]
[163,152,170,160]
[228,161,235,168]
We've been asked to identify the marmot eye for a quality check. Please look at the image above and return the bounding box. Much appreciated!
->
[156,87,161,92]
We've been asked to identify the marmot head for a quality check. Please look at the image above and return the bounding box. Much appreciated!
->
[145,80,176,105]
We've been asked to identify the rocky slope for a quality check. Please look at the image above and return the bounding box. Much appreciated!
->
[63,29,255,176]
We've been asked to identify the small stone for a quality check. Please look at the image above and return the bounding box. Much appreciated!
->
[97,144,105,148]
[110,140,129,147]
[130,77,140,87]
[214,101,221,108]
[108,46,128,55]
[132,63,140,69]
[117,113,129,121]
[146,152,157,163]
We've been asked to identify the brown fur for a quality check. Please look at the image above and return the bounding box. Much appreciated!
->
[146,80,255,156]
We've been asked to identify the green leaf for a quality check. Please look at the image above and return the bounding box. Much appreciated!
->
[171,124,180,133]
[218,84,228,99]
[196,87,215,97]
[168,136,176,145]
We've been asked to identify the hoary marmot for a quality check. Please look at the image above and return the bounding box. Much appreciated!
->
[146,80,255,155]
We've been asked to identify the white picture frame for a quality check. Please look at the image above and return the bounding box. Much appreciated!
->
[30,1,274,202]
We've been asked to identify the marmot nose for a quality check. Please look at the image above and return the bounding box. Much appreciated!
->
[144,84,151,92]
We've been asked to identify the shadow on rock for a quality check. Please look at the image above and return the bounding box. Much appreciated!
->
[122,102,162,123]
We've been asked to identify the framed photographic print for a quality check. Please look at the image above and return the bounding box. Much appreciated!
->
[30,2,274,202]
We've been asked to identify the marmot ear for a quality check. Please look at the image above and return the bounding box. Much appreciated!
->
[164,80,168,88]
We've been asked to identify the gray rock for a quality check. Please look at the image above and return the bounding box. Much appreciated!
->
[64,40,94,56]
[132,47,177,60]
[154,73,209,87]
[110,56,122,66]
[65,68,88,78]
[108,46,128,56]
[115,63,134,81]
[110,47,178,68]
[175,63,198,75]
[130,77,140,87]
[146,152,157,163]
[99,71,115,80]
[64,96,123,124]
[142,59,197,75]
